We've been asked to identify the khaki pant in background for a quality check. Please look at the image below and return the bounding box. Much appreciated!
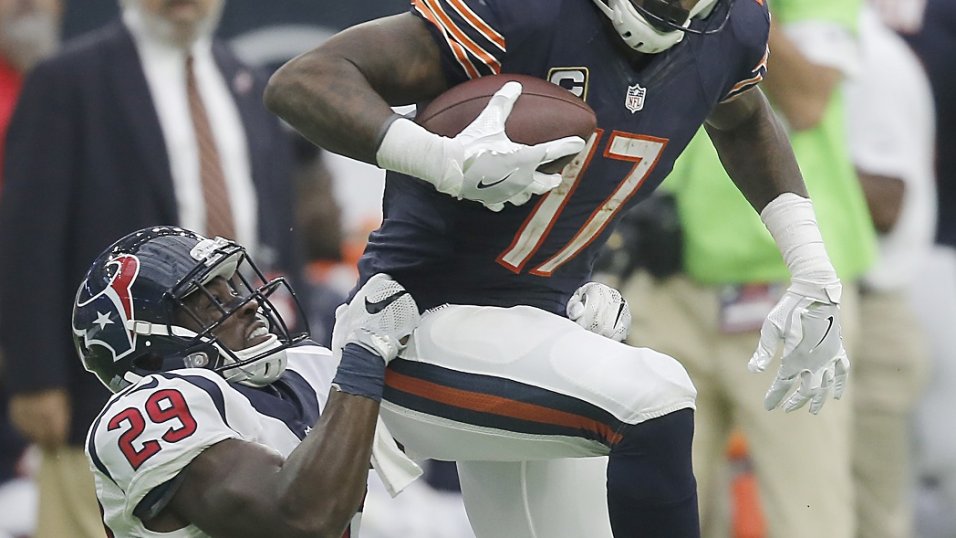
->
[854,289,929,538]
[35,446,102,538]
[625,273,859,538]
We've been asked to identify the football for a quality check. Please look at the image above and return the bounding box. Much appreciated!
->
[415,74,597,174]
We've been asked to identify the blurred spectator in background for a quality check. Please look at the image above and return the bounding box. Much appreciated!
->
[291,135,347,347]
[0,0,298,535]
[621,0,875,536]
[845,7,936,537]
[0,0,62,536]
[896,0,956,535]
[870,0,926,33]
[0,0,60,185]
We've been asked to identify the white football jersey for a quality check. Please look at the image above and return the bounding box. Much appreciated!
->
[85,343,347,537]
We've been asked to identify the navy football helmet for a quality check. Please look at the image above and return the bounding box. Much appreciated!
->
[592,0,736,53]
[72,226,308,392]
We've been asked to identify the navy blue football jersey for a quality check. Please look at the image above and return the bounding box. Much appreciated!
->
[359,0,770,314]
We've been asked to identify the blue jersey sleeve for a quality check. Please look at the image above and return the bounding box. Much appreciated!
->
[409,0,560,85]
[722,0,771,100]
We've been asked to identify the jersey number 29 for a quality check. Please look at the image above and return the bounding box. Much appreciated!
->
[107,389,198,470]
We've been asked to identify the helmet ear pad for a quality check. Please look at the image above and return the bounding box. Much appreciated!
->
[591,0,688,54]
[591,0,726,54]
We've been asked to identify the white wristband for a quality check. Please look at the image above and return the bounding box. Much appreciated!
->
[760,193,842,303]
[375,118,461,194]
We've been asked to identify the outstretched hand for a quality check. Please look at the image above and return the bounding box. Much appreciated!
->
[748,288,849,415]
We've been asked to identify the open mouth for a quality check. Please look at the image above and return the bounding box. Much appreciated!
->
[246,321,272,347]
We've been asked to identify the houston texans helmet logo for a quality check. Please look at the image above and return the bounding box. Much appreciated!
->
[73,254,141,362]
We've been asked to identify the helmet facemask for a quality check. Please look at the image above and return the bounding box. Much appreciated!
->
[163,238,306,387]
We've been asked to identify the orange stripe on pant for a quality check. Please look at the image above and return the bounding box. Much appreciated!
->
[385,369,623,445]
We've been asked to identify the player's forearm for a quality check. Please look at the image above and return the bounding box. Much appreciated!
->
[265,13,447,165]
[272,391,379,537]
[709,91,839,295]
[169,394,378,538]
[265,49,396,165]
[706,89,808,212]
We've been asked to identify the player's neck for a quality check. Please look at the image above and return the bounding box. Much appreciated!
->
[612,37,656,71]
[600,19,658,71]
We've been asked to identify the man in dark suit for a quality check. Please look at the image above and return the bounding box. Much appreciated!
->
[0,0,297,535]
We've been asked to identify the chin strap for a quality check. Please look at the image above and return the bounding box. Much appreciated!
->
[228,334,287,387]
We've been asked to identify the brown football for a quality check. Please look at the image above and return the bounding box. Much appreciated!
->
[415,74,597,174]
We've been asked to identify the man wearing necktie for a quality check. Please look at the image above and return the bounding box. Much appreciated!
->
[0,1,299,536]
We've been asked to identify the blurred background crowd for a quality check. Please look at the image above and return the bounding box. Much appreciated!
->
[0,0,952,537]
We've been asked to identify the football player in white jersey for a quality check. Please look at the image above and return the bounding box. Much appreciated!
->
[72,226,419,538]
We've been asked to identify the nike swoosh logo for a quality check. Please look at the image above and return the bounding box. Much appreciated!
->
[613,301,627,327]
[812,315,835,351]
[476,170,515,190]
[365,290,409,314]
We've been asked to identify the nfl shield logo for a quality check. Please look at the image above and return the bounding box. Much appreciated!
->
[625,83,646,113]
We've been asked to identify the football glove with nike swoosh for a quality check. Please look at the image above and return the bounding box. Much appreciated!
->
[748,284,849,415]
[567,282,631,342]
[376,82,586,212]
[331,273,420,364]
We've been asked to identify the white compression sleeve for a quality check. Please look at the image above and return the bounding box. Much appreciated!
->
[374,118,463,196]
[760,193,842,303]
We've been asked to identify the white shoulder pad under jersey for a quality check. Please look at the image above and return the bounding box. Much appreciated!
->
[86,343,338,537]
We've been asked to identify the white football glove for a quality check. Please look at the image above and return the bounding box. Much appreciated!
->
[566,282,631,342]
[376,82,586,212]
[748,282,849,415]
[442,81,585,211]
[330,273,420,364]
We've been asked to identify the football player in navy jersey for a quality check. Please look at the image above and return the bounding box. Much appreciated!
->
[73,226,420,538]
[266,0,850,536]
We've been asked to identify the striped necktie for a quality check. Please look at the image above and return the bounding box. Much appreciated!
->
[186,55,236,240]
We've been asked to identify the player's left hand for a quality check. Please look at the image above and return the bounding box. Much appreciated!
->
[748,283,849,415]
[451,81,585,212]
[567,282,631,342]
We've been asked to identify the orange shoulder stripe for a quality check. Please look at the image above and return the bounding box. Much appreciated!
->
[422,0,502,74]
[414,0,481,79]
[447,0,506,51]
[728,73,764,94]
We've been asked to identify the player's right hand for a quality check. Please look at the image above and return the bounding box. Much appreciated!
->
[438,81,585,211]
[331,274,420,364]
